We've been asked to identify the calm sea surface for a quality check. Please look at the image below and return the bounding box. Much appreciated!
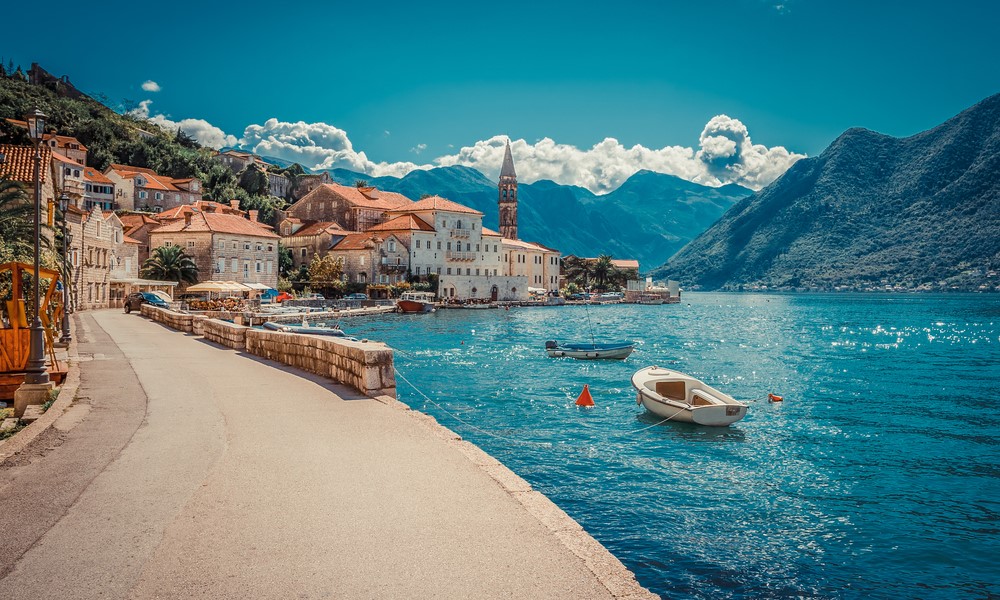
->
[332,293,999,599]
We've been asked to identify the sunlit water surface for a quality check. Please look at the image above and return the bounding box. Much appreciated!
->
[330,293,1000,599]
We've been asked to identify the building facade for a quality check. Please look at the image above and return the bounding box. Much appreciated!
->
[498,140,518,240]
[279,219,350,270]
[281,183,413,232]
[104,165,202,212]
[328,233,410,286]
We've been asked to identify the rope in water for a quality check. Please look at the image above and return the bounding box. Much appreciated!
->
[394,366,684,445]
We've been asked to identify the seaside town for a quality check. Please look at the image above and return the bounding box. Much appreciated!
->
[1,8,997,594]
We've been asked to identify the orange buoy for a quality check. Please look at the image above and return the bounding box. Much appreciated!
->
[575,384,595,407]
[768,393,784,403]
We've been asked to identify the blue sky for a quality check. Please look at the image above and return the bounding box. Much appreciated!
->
[5,0,998,192]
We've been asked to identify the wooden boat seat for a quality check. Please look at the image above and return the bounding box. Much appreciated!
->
[655,380,686,401]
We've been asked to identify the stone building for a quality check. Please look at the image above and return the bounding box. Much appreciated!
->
[65,207,137,311]
[502,238,561,293]
[328,232,410,286]
[118,213,161,263]
[148,210,280,292]
[51,151,86,203]
[45,134,87,165]
[280,183,413,232]
[82,167,115,211]
[216,150,255,173]
[291,171,332,200]
[104,164,202,212]
[280,219,350,270]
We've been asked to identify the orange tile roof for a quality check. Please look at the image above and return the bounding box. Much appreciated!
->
[297,183,414,211]
[50,150,85,168]
[83,167,114,184]
[0,144,52,183]
[330,233,380,251]
[107,164,184,192]
[391,195,482,215]
[368,214,435,232]
[291,220,349,237]
[45,134,88,151]
[151,211,279,238]
[481,227,501,237]
[119,213,159,229]
[504,238,560,253]
[123,235,142,244]
[156,201,243,221]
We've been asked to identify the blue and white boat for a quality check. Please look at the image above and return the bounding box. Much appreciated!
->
[544,340,634,360]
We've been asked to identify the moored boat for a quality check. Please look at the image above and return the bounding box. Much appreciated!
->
[397,291,436,313]
[262,321,346,337]
[631,366,748,426]
[545,340,634,360]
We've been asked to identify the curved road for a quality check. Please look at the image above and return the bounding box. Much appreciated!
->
[0,310,651,599]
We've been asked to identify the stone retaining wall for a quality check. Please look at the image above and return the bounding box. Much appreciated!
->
[200,318,247,349]
[141,305,193,332]
[244,329,395,398]
[139,310,395,398]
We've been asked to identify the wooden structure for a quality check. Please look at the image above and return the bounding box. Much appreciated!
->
[0,262,67,401]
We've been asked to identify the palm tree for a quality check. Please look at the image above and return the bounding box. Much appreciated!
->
[141,245,198,283]
[562,255,592,289]
[591,255,615,291]
[0,176,35,261]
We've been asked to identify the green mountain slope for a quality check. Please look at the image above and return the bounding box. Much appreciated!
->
[654,93,1000,291]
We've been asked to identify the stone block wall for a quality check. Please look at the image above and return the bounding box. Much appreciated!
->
[141,304,194,332]
[245,329,395,398]
[201,318,247,349]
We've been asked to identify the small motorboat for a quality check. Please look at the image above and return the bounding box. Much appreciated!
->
[262,321,346,337]
[631,366,748,426]
[545,340,634,360]
[397,291,436,313]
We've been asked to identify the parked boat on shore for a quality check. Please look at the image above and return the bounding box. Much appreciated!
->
[631,366,748,426]
[545,340,635,360]
[397,291,436,313]
[262,321,346,337]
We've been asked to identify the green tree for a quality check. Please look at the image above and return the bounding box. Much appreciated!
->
[0,176,34,261]
[141,245,199,283]
[277,243,294,277]
[307,255,345,297]
[591,255,614,291]
[562,255,592,289]
[239,165,269,196]
[354,179,368,188]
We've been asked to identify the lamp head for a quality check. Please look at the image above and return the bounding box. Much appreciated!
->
[24,108,47,142]
[59,192,69,212]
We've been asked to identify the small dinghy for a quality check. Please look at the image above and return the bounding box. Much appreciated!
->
[545,340,634,360]
[262,321,346,337]
[631,366,748,426]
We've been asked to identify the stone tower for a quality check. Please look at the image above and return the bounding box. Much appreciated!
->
[498,140,518,240]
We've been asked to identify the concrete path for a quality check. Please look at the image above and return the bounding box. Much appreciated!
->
[0,310,652,599]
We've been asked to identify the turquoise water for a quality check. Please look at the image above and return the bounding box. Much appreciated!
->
[334,294,1000,599]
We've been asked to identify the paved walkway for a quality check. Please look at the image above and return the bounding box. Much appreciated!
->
[0,310,651,599]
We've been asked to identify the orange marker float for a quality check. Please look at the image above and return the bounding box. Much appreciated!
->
[768,393,784,403]
[576,384,595,407]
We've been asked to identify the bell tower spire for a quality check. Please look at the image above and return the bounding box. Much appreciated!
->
[498,139,518,239]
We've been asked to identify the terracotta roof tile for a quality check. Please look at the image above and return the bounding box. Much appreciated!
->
[391,195,482,215]
[294,183,414,212]
[291,220,349,237]
[330,233,380,251]
[83,167,114,184]
[123,235,142,244]
[50,150,85,168]
[151,212,279,238]
[0,144,52,183]
[368,214,435,232]
[481,227,501,237]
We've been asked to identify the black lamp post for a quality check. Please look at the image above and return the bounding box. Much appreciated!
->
[58,191,72,344]
[24,109,50,385]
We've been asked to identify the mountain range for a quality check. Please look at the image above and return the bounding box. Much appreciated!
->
[651,93,1000,291]
[318,165,751,270]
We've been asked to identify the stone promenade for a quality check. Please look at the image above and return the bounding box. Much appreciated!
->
[0,310,655,599]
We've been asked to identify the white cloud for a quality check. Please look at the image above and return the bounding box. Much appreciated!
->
[125,103,803,192]
[141,80,161,92]
[130,100,238,149]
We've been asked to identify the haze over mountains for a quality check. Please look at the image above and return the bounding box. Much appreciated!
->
[318,165,751,270]
[653,93,1000,291]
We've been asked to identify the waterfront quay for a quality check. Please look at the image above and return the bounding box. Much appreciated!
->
[0,310,654,599]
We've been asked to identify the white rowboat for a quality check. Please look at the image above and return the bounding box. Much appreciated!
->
[631,366,748,426]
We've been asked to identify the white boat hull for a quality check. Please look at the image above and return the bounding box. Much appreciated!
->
[631,366,748,426]
[546,346,634,360]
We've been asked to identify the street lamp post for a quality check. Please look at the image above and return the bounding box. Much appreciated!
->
[58,192,73,344]
[23,109,50,385]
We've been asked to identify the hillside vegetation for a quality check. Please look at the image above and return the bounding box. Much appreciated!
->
[654,93,1000,292]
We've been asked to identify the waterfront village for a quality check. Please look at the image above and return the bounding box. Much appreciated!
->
[0,108,678,315]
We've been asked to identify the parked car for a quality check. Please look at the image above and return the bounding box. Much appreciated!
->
[302,293,326,300]
[274,291,294,303]
[124,291,169,313]
[344,293,368,300]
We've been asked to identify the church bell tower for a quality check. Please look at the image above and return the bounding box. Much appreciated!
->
[498,140,518,239]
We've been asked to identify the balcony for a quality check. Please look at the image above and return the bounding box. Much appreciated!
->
[446,251,476,262]
[380,264,407,273]
[450,227,472,239]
